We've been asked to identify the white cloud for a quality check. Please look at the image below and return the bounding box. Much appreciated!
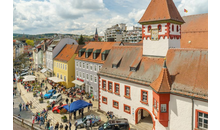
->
[13,0,208,36]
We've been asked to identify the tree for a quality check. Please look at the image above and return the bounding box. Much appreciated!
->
[78,34,85,45]
[26,39,34,46]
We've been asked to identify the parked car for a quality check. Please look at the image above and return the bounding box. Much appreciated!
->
[52,104,67,113]
[44,89,56,99]
[75,114,101,128]
[98,118,130,130]
[49,93,62,104]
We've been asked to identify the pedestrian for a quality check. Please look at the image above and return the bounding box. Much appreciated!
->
[86,119,90,129]
[60,123,63,130]
[44,119,48,129]
[78,109,81,116]
[46,120,50,129]
[73,111,76,119]
[90,119,92,129]
[50,124,54,130]
[71,98,73,103]
[65,124,68,130]
[23,103,25,111]
[26,102,29,111]
[13,101,14,108]
[92,95,94,101]
[20,90,21,96]
[40,115,44,127]
[45,86,48,93]
[55,122,59,130]
[14,90,16,96]
[69,121,72,130]
[74,121,77,130]
[32,115,35,124]
[66,98,69,104]
[30,101,32,109]
[19,103,22,111]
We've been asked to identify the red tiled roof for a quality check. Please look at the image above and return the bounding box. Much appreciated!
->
[181,13,208,49]
[139,0,184,24]
[54,44,80,62]
[75,42,120,64]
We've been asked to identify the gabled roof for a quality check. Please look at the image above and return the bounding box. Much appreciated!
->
[181,13,208,49]
[75,42,120,64]
[54,44,81,62]
[139,0,184,24]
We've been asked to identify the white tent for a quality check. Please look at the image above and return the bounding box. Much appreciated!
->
[23,78,35,82]
[72,80,84,86]
[23,75,36,79]
[40,68,48,73]
[48,77,64,83]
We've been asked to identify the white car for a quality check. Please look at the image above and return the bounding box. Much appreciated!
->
[20,72,29,76]
[49,93,62,104]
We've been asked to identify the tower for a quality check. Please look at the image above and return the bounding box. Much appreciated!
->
[94,28,99,41]
[139,0,185,57]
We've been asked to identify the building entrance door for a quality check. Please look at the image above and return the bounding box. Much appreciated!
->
[135,107,154,130]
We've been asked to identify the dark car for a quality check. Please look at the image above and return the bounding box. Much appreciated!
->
[98,118,130,130]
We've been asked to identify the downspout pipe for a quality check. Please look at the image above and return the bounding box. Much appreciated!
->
[192,97,194,130]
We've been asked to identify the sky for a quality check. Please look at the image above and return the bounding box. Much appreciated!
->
[13,0,208,36]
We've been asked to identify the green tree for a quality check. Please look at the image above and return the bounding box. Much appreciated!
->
[26,39,34,46]
[78,34,85,45]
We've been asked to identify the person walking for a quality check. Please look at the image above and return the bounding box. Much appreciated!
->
[55,122,59,130]
[59,123,63,130]
[74,121,78,130]
[26,102,29,111]
[44,119,48,129]
[14,90,17,96]
[50,124,54,130]
[69,121,72,130]
[23,103,25,111]
[46,120,50,130]
[90,119,92,129]
[30,101,32,109]
[39,115,44,127]
[66,98,69,104]
[65,124,68,130]
[19,103,22,111]
[71,98,73,103]
[32,115,35,124]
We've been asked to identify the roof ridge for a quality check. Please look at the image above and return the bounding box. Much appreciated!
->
[182,13,208,18]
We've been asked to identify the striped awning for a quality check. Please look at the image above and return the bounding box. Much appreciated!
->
[102,50,110,54]
[79,48,86,52]
[85,48,93,53]
[93,49,101,53]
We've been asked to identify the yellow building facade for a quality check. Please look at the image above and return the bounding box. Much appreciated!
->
[53,54,76,88]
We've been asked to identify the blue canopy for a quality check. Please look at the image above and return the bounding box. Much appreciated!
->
[63,100,92,112]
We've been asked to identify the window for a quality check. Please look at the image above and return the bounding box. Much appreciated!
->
[60,74,62,79]
[90,74,93,82]
[124,85,130,99]
[102,96,107,104]
[86,73,89,80]
[57,73,59,78]
[61,64,62,69]
[94,65,97,71]
[64,76,66,82]
[54,61,56,67]
[101,54,107,61]
[130,67,136,72]
[176,25,179,32]
[83,73,85,79]
[108,81,113,93]
[196,110,208,129]
[99,66,101,70]
[65,65,67,70]
[172,25,174,31]
[161,104,167,112]
[93,53,96,59]
[153,98,159,112]
[57,63,58,67]
[158,25,162,32]
[59,63,60,68]
[79,72,81,78]
[102,80,106,91]
[112,64,117,68]
[76,71,78,77]
[90,64,93,71]
[63,64,64,69]
[86,63,89,70]
[113,100,119,109]
[124,104,131,114]
[148,26,151,32]
[140,90,148,104]
[76,62,78,67]
[94,76,97,83]
[114,83,120,95]
[83,63,85,69]
[86,52,88,58]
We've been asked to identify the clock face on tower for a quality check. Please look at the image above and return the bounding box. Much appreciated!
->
[151,29,159,41]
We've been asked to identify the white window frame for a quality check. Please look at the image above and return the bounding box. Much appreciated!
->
[65,65,67,70]
[79,71,81,78]
[57,73,59,78]
[94,76,97,83]
[76,71,78,77]
[64,76,66,82]
[83,62,85,69]
[83,73,85,79]
[86,73,89,80]
[94,65,97,72]
[161,104,167,113]
[76,61,78,67]
[63,64,64,70]
[86,63,89,70]
[198,112,208,129]
[60,74,62,79]
[79,62,81,68]
[90,64,93,71]
[90,74,93,82]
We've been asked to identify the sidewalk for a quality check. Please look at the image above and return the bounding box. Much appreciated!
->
[17,71,137,130]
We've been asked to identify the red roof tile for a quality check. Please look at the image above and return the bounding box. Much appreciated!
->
[139,0,184,24]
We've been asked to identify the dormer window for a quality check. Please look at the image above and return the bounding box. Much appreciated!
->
[112,64,117,68]
[78,48,86,57]
[101,50,110,61]
[130,67,136,72]
[93,49,101,59]
[85,48,93,58]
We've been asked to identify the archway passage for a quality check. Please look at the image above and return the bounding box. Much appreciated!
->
[135,107,155,130]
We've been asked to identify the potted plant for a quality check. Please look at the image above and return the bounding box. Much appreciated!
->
[60,108,67,114]
[39,98,43,103]
[47,105,52,110]
[61,115,67,122]
[33,93,37,97]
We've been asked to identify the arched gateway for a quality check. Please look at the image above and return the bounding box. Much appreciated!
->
[135,107,155,130]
